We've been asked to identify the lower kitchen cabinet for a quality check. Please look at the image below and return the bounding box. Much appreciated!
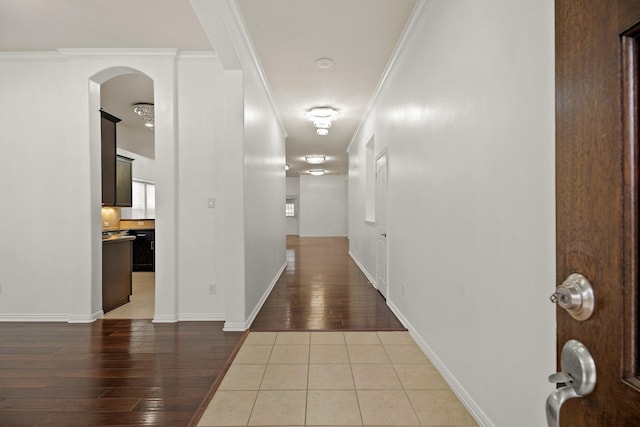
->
[102,238,133,313]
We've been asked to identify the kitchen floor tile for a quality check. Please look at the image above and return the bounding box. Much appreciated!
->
[393,364,449,390]
[248,390,307,426]
[351,364,402,389]
[347,345,390,364]
[306,390,362,425]
[261,364,308,390]
[310,344,349,364]
[406,390,477,426]
[103,272,154,319]
[310,331,346,345]
[218,364,266,391]
[275,331,311,345]
[197,390,257,427]
[269,345,310,364]
[308,364,354,389]
[357,390,419,425]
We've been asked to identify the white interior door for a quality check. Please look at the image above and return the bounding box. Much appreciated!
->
[375,150,388,299]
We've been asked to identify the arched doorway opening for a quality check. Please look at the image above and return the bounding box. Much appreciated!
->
[99,72,156,319]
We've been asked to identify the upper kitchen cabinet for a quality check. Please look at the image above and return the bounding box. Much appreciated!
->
[101,110,133,207]
[115,155,133,206]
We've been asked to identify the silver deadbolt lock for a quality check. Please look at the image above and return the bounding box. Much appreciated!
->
[546,339,596,427]
[550,273,595,321]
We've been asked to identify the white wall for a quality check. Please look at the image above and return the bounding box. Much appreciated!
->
[190,0,288,330]
[176,54,226,320]
[299,175,348,237]
[347,1,555,426]
[242,54,287,326]
[0,54,75,319]
[0,51,229,323]
[286,177,300,235]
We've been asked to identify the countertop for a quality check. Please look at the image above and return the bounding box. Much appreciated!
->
[102,230,136,243]
[102,235,136,243]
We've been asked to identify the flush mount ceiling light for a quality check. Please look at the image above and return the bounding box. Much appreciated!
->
[306,107,339,136]
[313,119,332,129]
[317,129,329,136]
[315,58,334,69]
[308,169,325,176]
[305,155,326,164]
[132,103,154,130]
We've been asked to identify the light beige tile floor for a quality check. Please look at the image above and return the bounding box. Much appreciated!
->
[103,272,154,319]
[197,331,478,427]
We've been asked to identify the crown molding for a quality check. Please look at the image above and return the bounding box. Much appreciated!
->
[57,48,178,57]
[220,0,288,138]
[0,51,65,60]
[177,50,219,59]
[347,0,429,153]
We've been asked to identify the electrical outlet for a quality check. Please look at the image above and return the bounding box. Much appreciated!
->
[208,283,216,294]
[104,221,110,227]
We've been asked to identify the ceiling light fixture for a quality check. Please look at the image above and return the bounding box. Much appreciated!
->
[313,119,332,129]
[316,58,334,69]
[132,103,154,130]
[317,129,329,136]
[308,169,325,176]
[306,107,338,136]
[305,155,326,164]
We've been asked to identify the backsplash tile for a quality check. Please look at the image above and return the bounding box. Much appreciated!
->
[101,207,121,230]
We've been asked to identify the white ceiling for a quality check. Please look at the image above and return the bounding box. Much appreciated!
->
[0,0,417,175]
[0,0,212,51]
[101,74,155,159]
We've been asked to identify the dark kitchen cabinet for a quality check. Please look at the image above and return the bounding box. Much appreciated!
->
[116,155,133,207]
[100,110,133,207]
[102,238,133,313]
[129,229,155,271]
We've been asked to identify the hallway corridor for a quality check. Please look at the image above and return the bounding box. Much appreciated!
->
[251,236,405,330]
[194,238,477,427]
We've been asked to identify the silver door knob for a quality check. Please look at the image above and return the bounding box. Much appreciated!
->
[546,340,596,427]
[550,273,595,321]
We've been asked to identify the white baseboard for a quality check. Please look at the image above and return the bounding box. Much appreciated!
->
[387,300,495,427]
[178,313,226,321]
[223,261,287,332]
[348,250,377,288]
[152,314,178,323]
[0,314,72,322]
[222,322,248,332]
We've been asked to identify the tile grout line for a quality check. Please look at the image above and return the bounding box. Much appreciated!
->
[345,332,366,426]
[378,332,422,426]
[245,331,274,426]
[304,332,310,426]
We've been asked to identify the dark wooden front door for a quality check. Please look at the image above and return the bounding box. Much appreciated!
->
[556,0,640,424]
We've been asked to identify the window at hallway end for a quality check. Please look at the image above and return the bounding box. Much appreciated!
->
[286,199,296,217]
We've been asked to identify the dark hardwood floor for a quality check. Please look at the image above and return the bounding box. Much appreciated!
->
[0,237,403,426]
[0,320,242,426]
[250,236,405,330]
